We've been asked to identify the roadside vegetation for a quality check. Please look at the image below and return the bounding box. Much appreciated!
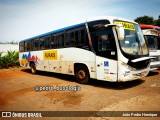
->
[134,15,160,26]
[0,41,18,44]
[0,50,19,68]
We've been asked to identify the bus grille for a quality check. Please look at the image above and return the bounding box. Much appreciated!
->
[128,59,150,70]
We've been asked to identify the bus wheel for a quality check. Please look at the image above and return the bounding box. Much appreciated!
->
[31,63,36,74]
[75,66,89,84]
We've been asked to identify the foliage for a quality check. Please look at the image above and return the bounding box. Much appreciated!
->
[134,15,160,27]
[154,19,160,26]
[0,50,19,68]
[0,40,18,44]
[134,15,154,24]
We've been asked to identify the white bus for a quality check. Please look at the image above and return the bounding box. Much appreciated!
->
[19,16,150,84]
[142,29,160,70]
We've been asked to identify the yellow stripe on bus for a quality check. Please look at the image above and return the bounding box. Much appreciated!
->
[115,21,135,31]
[43,50,58,60]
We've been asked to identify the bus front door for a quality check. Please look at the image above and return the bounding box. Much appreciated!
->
[95,28,118,81]
[96,56,118,81]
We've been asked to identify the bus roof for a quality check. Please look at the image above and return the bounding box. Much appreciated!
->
[140,24,160,34]
[142,29,158,36]
[20,16,137,42]
[140,24,156,29]
[20,22,85,42]
[86,16,137,24]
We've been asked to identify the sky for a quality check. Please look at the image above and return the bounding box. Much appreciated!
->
[0,0,160,42]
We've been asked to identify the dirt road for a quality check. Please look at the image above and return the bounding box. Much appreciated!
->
[0,67,160,120]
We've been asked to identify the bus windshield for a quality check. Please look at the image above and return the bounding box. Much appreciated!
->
[144,35,159,50]
[115,21,148,56]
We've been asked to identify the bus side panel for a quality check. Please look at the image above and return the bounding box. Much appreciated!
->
[19,51,44,70]
[57,48,97,79]
[49,60,60,73]
[19,48,97,79]
[65,61,74,75]
[96,56,118,82]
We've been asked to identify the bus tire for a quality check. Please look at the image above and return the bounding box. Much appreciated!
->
[31,63,36,74]
[75,65,90,84]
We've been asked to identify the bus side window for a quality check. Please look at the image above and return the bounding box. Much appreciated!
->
[44,36,51,49]
[25,41,30,51]
[80,29,86,45]
[75,30,78,45]
[66,30,75,46]
[71,32,75,45]
[30,40,34,51]
[39,37,45,50]
[20,42,24,52]
[55,35,59,47]
[96,30,113,51]
[98,34,111,51]
[24,42,27,51]
[34,38,40,50]
[58,33,64,47]
[94,28,117,60]
[51,34,57,48]
[74,27,86,46]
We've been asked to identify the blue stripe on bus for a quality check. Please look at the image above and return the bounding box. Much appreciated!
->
[20,22,86,42]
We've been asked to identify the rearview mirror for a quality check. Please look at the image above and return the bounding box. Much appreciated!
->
[103,24,124,40]
[116,24,124,40]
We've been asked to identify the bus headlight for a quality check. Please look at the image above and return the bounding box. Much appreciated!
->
[127,65,136,71]
[121,62,128,67]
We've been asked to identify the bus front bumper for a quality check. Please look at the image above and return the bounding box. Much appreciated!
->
[118,68,150,82]
[150,61,160,71]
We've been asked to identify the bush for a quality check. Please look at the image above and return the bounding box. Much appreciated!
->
[0,50,19,68]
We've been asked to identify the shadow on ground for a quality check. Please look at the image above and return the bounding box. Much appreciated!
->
[147,71,159,76]
[89,79,145,90]
[21,69,145,90]
[21,68,76,82]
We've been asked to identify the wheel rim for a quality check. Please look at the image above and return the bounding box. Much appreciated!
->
[78,70,86,80]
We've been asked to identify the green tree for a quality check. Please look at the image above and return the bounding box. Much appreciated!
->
[154,15,160,26]
[134,15,154,24]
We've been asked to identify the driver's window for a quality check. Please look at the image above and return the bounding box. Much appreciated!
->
[98,34,111,51]
[96,30,112,51]
[91,27,117,60]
